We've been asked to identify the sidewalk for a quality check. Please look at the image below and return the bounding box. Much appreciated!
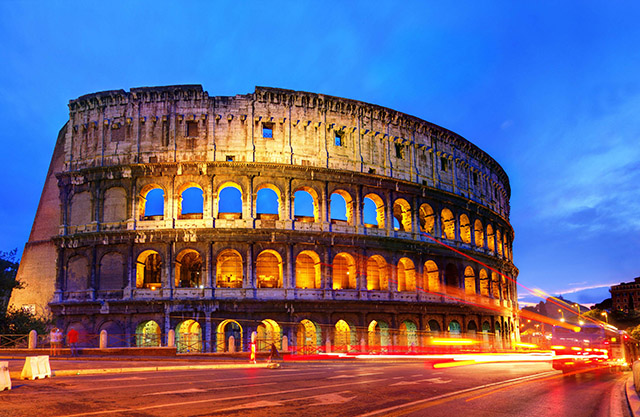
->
[1,353,270,380]
[627,377,640,417]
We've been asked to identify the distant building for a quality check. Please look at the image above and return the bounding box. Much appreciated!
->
[610,277,640,312]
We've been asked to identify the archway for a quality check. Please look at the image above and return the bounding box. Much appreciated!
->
[363,193,385,228]
[464,266,476,296]
[397,257,416,292]
[334,320,353,353]
[136,250,162,289]
[256,250,283,288]
[448,320,461,336]
[332,253,356,290]
[366,255,388,291]
[368,320,390,353]
[399,321,418,351]
[441,208,455,240]
[176,319,202,353]
[256,319,281,351]
[296,250,321,289]
[392,199,412,232]
[175,249,203,288]
[135,320,161,347]
[216,249,243,288]
[216,320,242,352]
[296,319,319,355]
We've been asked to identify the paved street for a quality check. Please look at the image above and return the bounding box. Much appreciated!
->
[0,358,632,416]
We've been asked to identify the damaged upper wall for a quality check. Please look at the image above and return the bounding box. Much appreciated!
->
[65,85,510,218]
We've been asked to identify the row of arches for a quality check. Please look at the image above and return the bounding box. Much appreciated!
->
[65,247,513,302]
[66,180,513,260]
[130,317,512,353]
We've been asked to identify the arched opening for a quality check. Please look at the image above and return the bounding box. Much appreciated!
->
[175,249,203,288]
[448,320,461,336]
[363,193,385,228]
[392,199,412,232]
[217,320,242,352]
[427,319,441,335]
[491,272,500,299]
[136,250,162,289]
[141,186,164,220]
[367,320,390,353]
[257,319,281,351]
[464,266,476,295]
[482,321,491,333]
[216,249,243,288]
[296,319,319,355]
[176,320,202,353]
[487,224,495,252]
[218,183,242,219]
[399,321,418,350]
[330,190,353,224]
[425,260,440,292]
[136,320,161,347]
[479,269,489,296]
[467,320,478,337]
[419,203,435,234]
[334,320,353,353]
[397,257,416,292]
[99,321,124,347]
[179,185,203,219]
[295,250,321,289]
[332,253,356,290]
[460,214,471,244]
[293,188,318,222]
[474,219,484,247]
[256,250,283,288]
[366,255,388,291]
[441,208,455,240]
[444,263,458,291]
[256,186,280,220]
[496,229,503,256]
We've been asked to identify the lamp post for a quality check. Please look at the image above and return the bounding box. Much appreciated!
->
[601,311,608,323]
[573,304,584,326]
[558,309,565,322]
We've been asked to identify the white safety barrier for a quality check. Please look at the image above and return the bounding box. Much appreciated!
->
[0,361,11,390]
[21,356,51,380]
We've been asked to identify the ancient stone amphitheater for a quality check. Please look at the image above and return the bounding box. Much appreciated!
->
[11,85,518,353]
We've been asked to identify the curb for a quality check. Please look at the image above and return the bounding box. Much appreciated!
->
[627,377,640,417]
[9,363,269,379]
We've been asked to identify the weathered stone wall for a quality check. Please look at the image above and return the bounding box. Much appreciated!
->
[11,85,518,350]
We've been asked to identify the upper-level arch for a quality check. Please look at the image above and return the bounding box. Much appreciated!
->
[293,186,320,223]
[216,249,243,288]
[363,193,385,229]
[419,203,435,235]
[255,183,281,220]
[330,189,354,225]
[177,182,204,219]
[139,184,165,220]
[217,181,243,220]
[393,198,412,232]
[441,208,455,240]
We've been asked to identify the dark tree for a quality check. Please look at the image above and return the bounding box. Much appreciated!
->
[0,249,21,317]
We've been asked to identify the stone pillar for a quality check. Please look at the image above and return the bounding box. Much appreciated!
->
[28,330,37,349]
[100,330,108,349]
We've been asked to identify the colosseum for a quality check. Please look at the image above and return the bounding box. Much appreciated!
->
[11,85,518,353]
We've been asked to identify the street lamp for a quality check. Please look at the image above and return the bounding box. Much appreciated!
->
[558,309,565,322]
[601,311,608,323]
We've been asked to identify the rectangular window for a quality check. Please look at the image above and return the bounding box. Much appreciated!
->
[395,143,405,159]
[262,123,274,138]
[226,155,235,162]
[440,157,448,171]
[186,121,199,137]
[335,130,343,147]
[473,172,478,186]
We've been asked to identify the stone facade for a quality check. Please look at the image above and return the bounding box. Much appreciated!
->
[611,277,640,312]
[11,85,518,352]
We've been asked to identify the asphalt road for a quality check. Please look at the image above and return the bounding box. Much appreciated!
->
[0,360,632,417]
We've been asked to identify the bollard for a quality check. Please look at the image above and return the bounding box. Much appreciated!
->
[326,336,331,354]
[228,336,235,353]
[282,335,288,353]
[167,329,175,348]
[0,361,11,390]
[100,330,108,349]
[20,356,51,380]
[28,330,37,350]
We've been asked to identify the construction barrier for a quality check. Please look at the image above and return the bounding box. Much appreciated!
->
[0,361,11,391]
[21,356,51,380]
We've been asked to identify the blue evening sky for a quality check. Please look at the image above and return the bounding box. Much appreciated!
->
[1,1,638,306]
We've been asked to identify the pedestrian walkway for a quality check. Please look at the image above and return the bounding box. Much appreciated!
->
[0,354,269,380]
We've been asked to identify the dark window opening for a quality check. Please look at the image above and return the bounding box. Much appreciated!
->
[186,121,199,137]
[368,168,377,174]
[440,157,448,172]
[395,143,405,159]
[473,172,478,186]
[162,120,169,146]
[226,155,235,162]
